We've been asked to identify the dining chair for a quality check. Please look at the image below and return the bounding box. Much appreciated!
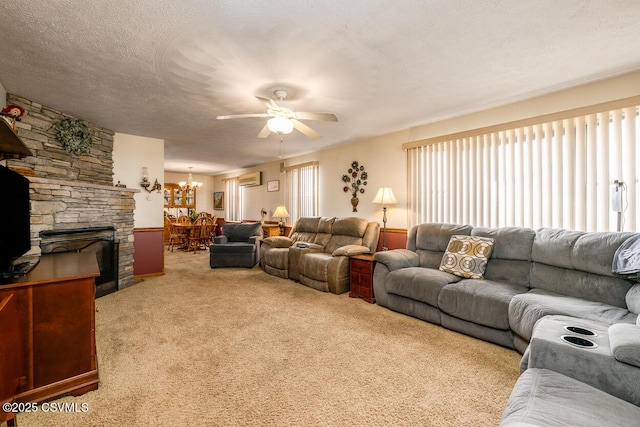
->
[187,217,214,253]
[165,217,185,252]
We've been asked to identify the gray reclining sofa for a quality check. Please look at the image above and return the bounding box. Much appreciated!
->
[373,222,639,352]
[373,222,640,426]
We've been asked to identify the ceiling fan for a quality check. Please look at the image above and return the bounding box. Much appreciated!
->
[216,90,338,140]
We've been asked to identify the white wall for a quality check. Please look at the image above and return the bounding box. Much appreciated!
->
[213,70,640,231]
[113,133,165,228]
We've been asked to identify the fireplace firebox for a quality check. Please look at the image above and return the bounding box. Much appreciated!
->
[40,226,119,298]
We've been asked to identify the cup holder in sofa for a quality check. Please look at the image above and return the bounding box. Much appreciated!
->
[561,335,598,349]
[563,326,597,336]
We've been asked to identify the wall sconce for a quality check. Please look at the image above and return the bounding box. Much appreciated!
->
[140,167,162,193]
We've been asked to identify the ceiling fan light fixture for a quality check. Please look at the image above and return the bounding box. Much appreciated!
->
[267,116,293,134]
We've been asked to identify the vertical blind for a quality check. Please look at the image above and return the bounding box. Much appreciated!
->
[407,104,639,232]
[284,161,318,224]
[223,177,241,221]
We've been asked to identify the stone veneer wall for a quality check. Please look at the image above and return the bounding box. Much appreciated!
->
[6,94,114,184]
[28,177,137,288]
[4,94,136,288]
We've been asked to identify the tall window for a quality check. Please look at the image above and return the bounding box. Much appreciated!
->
[283,161,318,224]
[223,177,242,221]
[405,98,640,232]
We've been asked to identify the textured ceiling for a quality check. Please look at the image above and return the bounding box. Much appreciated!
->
[1,1,640,174]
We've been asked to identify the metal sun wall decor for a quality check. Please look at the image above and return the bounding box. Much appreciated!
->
[342,160,368,212]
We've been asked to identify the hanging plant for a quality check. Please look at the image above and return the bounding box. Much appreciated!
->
[54,118,94,154]
[341,160,367,212]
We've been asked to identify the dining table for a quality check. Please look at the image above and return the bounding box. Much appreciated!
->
[172,223,195,250]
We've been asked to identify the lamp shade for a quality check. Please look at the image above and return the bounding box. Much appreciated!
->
[267,117,294,134]
[272,205,290,218]
[371,187,398,205]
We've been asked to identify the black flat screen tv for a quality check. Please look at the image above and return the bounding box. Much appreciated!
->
[0,165,31,272]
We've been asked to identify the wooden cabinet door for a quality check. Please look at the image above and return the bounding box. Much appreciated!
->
[0,293,22,424]
[32,279,95,387]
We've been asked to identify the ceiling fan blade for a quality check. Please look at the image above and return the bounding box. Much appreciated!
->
[216,113,270,120]
[292,119,321,140]
[255,96,280,111]
[257,124,271,138]
[294,112,338,122]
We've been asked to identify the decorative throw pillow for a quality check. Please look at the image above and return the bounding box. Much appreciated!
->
[439,235,495,279]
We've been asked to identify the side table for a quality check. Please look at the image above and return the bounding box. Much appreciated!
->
[349,253,376,303]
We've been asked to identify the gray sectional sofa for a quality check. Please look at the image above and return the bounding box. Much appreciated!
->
[373,222,640,426]
[373,223,640,352]
[260,216,379,294]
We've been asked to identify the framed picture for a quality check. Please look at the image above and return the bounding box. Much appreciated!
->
[267,180,280,192]
[213,192,224,210]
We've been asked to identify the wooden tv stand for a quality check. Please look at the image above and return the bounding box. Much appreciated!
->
[0,252,100,404]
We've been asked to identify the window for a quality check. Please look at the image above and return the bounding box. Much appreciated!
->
[283,161,318,224]
[405,98,640,232]
[223,177,242,221]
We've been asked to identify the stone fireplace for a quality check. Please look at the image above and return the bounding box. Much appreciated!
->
[40,227,119,297]
[4,93,136,290]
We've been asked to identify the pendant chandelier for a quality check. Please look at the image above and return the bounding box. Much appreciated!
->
[178,167,203,191]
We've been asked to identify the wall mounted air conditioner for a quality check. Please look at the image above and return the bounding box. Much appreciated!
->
[239,171,261,187]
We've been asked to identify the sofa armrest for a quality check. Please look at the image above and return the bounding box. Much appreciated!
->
[263,236,294,248]
[609,323,640,368]
[626,283,640,314]
[331,245,371,257]
[213,235,228,244]
[374,249,419,271]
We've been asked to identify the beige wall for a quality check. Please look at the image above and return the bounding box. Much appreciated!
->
[113,133,165,228]
[213,70,640,230]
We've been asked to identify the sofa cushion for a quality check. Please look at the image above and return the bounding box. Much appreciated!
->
[289,217,322,243]
[318,216,335,233]
[530,262,633,308]
[323,217,368,254]
[409,223,474,269]
[332,216,368,237]
[500,368,640,427]
[509,288,637,342]
[609,323,640,368]
[471,226,535,287]
[530,228,636,306]
[438,279,528,330]
[263,247,289,270]
[439,235,494,279]
[386,267,461,306]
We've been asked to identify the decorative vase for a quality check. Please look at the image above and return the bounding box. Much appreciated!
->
[351,195,359,212]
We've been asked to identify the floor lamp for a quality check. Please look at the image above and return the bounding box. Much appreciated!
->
[372,187,397,251]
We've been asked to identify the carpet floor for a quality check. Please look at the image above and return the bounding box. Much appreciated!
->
[17,249,520,426]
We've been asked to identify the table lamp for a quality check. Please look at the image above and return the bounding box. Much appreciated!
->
[272,205,290,236]
[371,187,397,250]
